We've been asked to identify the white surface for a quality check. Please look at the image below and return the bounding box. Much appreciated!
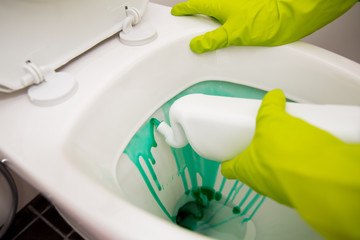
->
[0,3,358,240]
[0,0,148,92]
[158,94,360,161]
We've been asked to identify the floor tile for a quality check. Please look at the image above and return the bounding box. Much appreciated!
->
[68,231,85,240]
[2,207,37,240]
[14,218,63,240]
[1,194,86,240]
[29,195,51,214]
[42,206,73,235]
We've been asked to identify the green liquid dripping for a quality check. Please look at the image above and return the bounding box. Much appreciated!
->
[123,81,267,238]
[124,119,172,219]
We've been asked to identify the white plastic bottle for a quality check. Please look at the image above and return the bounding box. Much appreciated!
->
[156,94,360,162]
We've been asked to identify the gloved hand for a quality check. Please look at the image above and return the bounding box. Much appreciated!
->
[171,0,357,53]
[221,89,360,240]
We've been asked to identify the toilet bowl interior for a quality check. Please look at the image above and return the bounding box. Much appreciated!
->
[63,35,358,240]
[115,81,322,240]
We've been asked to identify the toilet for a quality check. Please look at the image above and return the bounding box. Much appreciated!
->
[0,1,359,240]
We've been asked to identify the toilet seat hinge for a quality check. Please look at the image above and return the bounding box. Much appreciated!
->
[22,60,49,86]
[23,60,78,107]
[119,7,157,46]
[122,6,141,34]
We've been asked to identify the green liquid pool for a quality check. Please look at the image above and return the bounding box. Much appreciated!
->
[123,81,266,239]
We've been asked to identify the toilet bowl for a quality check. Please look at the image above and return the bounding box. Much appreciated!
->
[0,2,359,240]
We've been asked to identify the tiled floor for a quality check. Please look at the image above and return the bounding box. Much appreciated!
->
[2,195,84,240]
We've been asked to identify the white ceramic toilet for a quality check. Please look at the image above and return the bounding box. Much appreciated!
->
[0,1,359,240]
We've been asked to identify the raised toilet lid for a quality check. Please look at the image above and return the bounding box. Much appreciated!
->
[0,0,148,93]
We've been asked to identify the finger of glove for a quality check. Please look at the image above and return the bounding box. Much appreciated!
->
[171,1,207,16]
[190,25,229,53]
[257,89,286,119]
[221,151,266,198]
[221,158,238,179]
[221,147,252,183]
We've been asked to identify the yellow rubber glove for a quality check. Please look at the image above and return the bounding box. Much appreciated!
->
[171,0,357,53]
[221,89,360,240]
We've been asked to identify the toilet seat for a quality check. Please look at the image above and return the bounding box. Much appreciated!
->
[0,0,152,105]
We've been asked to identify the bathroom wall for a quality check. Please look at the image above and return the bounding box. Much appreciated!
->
[150,0,360,63]
[302,3,360,64]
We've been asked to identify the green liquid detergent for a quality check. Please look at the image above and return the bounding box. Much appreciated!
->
[123,81,266,239]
